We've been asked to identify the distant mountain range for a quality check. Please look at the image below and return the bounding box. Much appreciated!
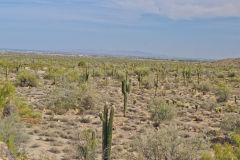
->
[0,48,213,61]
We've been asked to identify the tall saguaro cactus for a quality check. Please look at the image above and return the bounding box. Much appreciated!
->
[99,104,115,160]
[137,72,142,89]
[85,66,89,82]
[122,72,131,117]
[196,64,202,84]
[5,66,9,80]
[154,73,159,97]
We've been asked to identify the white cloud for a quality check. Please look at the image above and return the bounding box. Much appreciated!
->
[108,0,240,19]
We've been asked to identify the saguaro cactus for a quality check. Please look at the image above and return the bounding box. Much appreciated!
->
[196,64,202,84]
[154,73,159,97]
[5,66,9,80]
[182,66,187,84]
[85,67,89,82]
[122,73,131,117]
[137,72,142,88]
[99,104,115,160]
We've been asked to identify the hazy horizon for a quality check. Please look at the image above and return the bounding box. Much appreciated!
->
[1,0,240,59]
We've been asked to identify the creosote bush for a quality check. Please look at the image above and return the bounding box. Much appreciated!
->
[147,98,177,123]
[17,72,39,87]
[78,60,87,68]
[228,71,236,78]
[73,129,97,160]
[217,73,224,78]
[134,125,208,160]
[0,114,28,156]
[201,134,240,160]
[193,81,211,92]
[46,82,99,114]
[215,82,230,103]
[0,80,39,118]
[220,113,240,134]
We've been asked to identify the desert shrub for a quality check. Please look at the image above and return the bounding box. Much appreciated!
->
[215,83,230,103]
[164,83,171,90]
[66,69,82,82]
[228,71,236,78]
[201,98,217,111]
[0,114,28,156]
[135,67,150,77]
[16,100,41,118]
[217,73,224,78]
[134,125,208,160]
[73,129,97,160]
[44,69,57,80]
[0,80,39,118]
[194,81,211,92]
[202,134,240,160]
[0,80,15,111]
[17,72,39,87]
[228,78,240,82]
[142,74,154,89]
[114,70,125,81]
[78,60,87,68]
[47,82,99,114]
[92,68,102,78]
[220,113,240,133]
[148,98,177,123]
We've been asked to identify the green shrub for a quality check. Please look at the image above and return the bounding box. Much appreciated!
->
[202,134,240,160]
[217,73,224,78]
[17,72,39,87]
[46,82,99,114]
[148,98,177,123]
[228,71,236,78]
[114,70,125,81]
[220,113,240,133]
[0,115,28,156]
[215,83,230,103]
[44,70,57,80]
[134,125,208,160]
[74,129,97,160]
[194,81,211,92]
[0,80,39,119]
[0,80,15,111]
[135,67,150,77]
[78,60,87,68]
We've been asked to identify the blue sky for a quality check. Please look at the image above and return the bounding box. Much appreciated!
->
[1,0,240,59]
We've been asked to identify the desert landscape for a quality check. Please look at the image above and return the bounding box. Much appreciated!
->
[0,53,239,160]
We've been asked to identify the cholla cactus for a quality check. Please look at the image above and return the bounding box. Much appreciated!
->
[99,103,114,160]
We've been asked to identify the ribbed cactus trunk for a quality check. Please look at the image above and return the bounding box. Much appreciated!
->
[99,104,114,160]
[5,66,9,80]
[137,73,142,89]
[85,67,89,82]
[122,76,131,117]
[123,93,128,116]
[154,73,159,97]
